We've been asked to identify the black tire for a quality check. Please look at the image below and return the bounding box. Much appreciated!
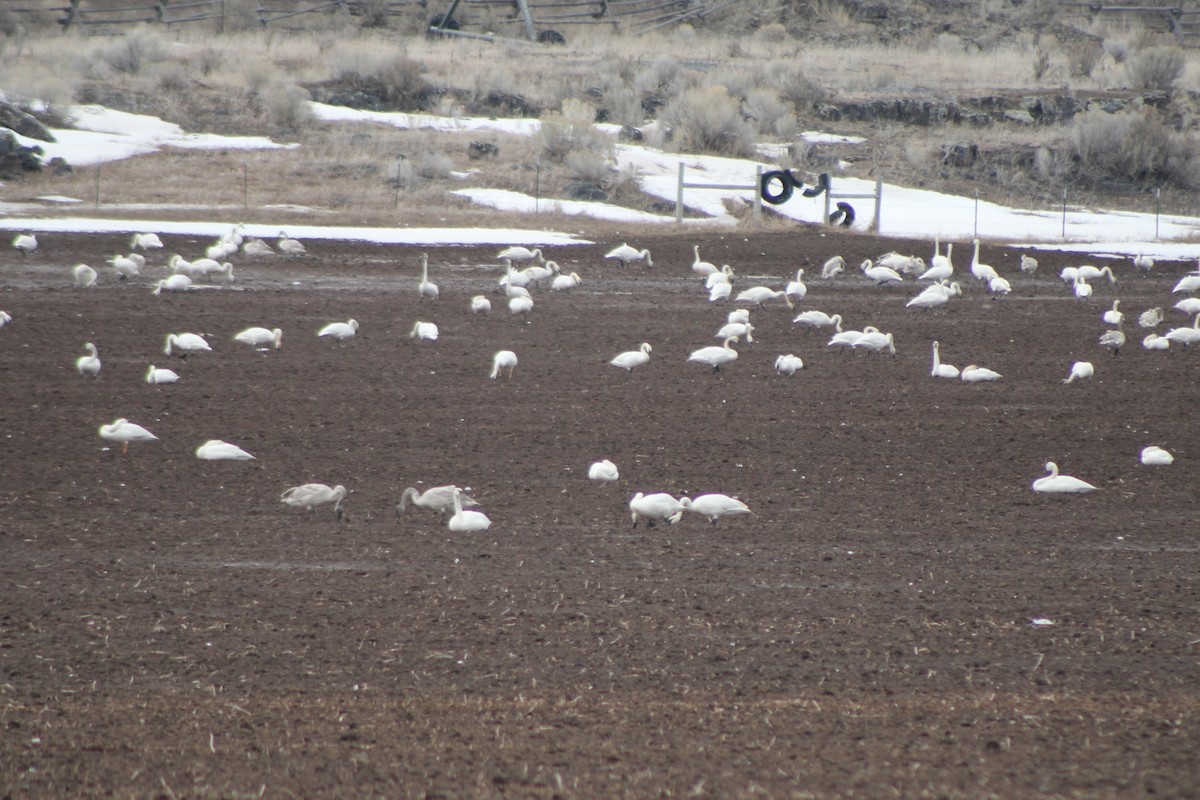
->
[760,170,794,205]
[537,29,566,45]
[429,13,459,31]
[829,201,855,227]
[802,172,830,198]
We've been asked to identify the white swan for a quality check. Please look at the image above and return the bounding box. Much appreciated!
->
[793,310,843,332]
[1073,274,1093,301]
[715,321,753,343]
[828,325,879,352]
[707,282,732,303]
[168,254,196,276]
[281,483,346,520]
[0,311,10,329]
[397,485,478,519]
[73,264,97,288]
[1133,254,1154,275]
[604,243,652,268]
[12,232,37,256]
[1098,327,1126,355]
[1102,300,1123,326]
[496,246,543,264]
[726,309,750,325]
[505,280,531,300]
[1078,264,1116,284]
[611,342,652,373]
[130,232,163,250]
[852,330,896,356]
[820,256,846,279]
[906,288,951,311]
[988,275,1012,296]
[688,336,739,371]
[164,332,211,357]
[877,252,924,275]
[551,271,582,291]
[774,354,804,375]
[1173,298,1200,316]
[1142,333,1170,350]
[490,349,518,379]
[522,261,558,286]
[242,238,275,256]
[860,259,903,286]
[691,245,718,276]
[588,459,620,483]
[678,494,752,525]
[277,231,306,255]
[145,365,180,384]
[1138,307,1164,328]
[629,492,684,527]
[1060,266,1080,284]
[1019,254,1038,274]
[508,295,534,316]
[98,418,158,453]
[206,239,236,261]
[930,340,959,379]
[735,286,794,309]
[418,253,439,301]
[1164,314,1200,346]
[109,254,140,281]
[705,266,735,289]
[470,295,492,314]
[785,269,807,301]
[969,239,999,283]
[1172,274,1200,294]
[234,326,283,350]
[1062,361,1094,384]
[448,487,491,532]
[153,275,192,295]
[1032,461,1097,493]
[318,319,359,341]
[920,241,953,281]
[1140,446,1174,466]
[961,364,1002,382]
[410,320,439,341]
[190,259,234,282]
[76,342,101,377]
[196,439,256,460]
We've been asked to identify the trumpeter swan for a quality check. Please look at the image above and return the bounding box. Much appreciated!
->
[785,269,807,300]
[1172,274,1200,294]
[12,233,36,255]
[705,266,735,289]
[860,259,903,286]
[471,295,492,314]
[490,350,518,379]
[281,483,347,520]
[1138,307,1164,328]
[496,246,543,264]
[1102,300,1123,326]
[522,261,558,286]
[418,253,439,301]
[716,321,753,342]
[930,341,959,379]
[0,310,13,329]
[242,238,275,256]
[551,271,582,291]
[277,232,306,254]
[1164,314,1200,346]
[604,243,652,268]
[877,252,924,275]
[76,342,101,377]
[611,342,652,372]
[190,258,234,282]
[852,330,896,356]
[921,240,952,281]
[1063,361,1094,383]
[1019,254,1038,275]
[109,254,140,281]
[688,336,739,371]
[318,319,359,342]
[1133,254,1154,275]
[969,239,999,283]
[1078,264,1116,284]
[508,295,534,316]
[206,239,235,260]
[1142,333,1170,350]
[820,256,845,279]
[1060,266,1079,283]
[505,281,531,300]
[410,320,439,341]
[1173,298,1200,316]
[396,485,478,519]
[988,275,1012,296]
[708,282,732,303]
[727,309,750,325]
[1032,461,1097,493]
[629,492,684,527]
[153,274,192,295]
[448,487,491,532]
[73,264,97,288]
[164,332,211,357]
[774,354,805,375]
[145,365,180,384]
[736,286,794,309]
[234,327,283,350]
[828,325,880,351]
[1073,275,1093,301]
[99,418,158,453]
[678,493,752,525]
[906,289,951,311]
[1099,327,1125,355]
[130,232,163,250]
[1140,446,1174,465]
[961,364,1002,382]
[168,254,196,276]
[692,245,718,276]
[195,440,256,460]
[588,459,620,483]
[793,310,843,332]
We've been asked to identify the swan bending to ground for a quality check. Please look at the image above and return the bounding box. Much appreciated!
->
[418,253,439,301]
[774,354,805,375]
[793,311,843,332]
[820,256,845,279]
[679,494,752,525]
[397,485,478,520]
[99,418,158,453]
[1140,446,1174,465]
[1174,298,1200,316]
[1173,274,1200,294]
[688,336,739,371]
[852,330,896,356]
[12,233,37,255]
[736,287,794,309]
[448,487,491,532]
[277,232,307,254]
[318,319,359,341]
[829,325,880,352]
[1164,314,1200,346]
[588,459,619,483]
[164,332,211,357]
[73,264,97,288]
[604,243,652,268]
[281,483,347,520]
[611,342,652,373]
[1063,361,1094,383]
[471,295,492,314]
[131,232,163,250]
[1019,254,1038,274]
[490,350,518,379]
[508,295,534,317]
[705,266,735,289]
[109,254,140,281]
[1078,265,1116,284]
[409,321,439,341]
[930,341,958,379]
[551,271,582,291]
[153,274,192,295]
[76,342,101,377]
[145,365,180,384]
[234,326,283,350]
[1032,461,1097,493]
[497,246,543,264]
[195,440,256,460]
[961,364,1002,382]
[629,492,684,527]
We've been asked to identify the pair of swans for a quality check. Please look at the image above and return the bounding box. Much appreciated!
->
[876,252,924,275]
[281,483,346,520]
[919,238,953,281]
[98,418,158,453]
[629,492,684,527]
[76,342,101,377]
[605,243,652,268]
[318,319,359,341]
[774,354,804,375]
[829,325,879,351]
[716,321,753,343]
[611,342,652,373]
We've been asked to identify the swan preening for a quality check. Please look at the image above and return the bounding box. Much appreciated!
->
[930,341,958,379]
[629,492,684,527]
[318,319,359,342]
[396,485,479,520]
[471,295,492,314]
[551,271,582,291]
[820,256,845,279]
[1142,333,1170,350]
[1133,254,1154,275]
[448,487,491,532]
[716,321,753,343]
[196,440,256,460]
[774,353,804,375]
[73,264,97,288]
[860,259,903,286]
[234,326,284,350]
[410,320,439,341]
[960,364,1002,382]
[1098,327,1126,355]
[145,365,180,384]
[109,254,141,281]
[242,238,275,256]
[76,342,101,377]
[1032,461,1097,493]
[611,342,652,373]
[588,459,620,483]
[98,418,158,453]
[418,253,439,301]
[1138,307,1164,328]
[165,332,212,357]
[490,349,518,379]
[688,336,739,371]
[277,232,307,255]
[1140,446,1174,466]
[1019,254,1038,274]
[1062,361,1094,384]
[13,233,37,255]
[678,493,752,525]
[281,483,347,520]
[604,243,652,268]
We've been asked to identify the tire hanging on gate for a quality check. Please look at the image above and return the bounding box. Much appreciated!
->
[828,201,856,227]
[760,170,794,205]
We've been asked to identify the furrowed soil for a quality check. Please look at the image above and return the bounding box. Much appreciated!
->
[2,227,1198,798]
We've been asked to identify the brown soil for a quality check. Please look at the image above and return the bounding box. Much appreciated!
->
[2,227,1198,798]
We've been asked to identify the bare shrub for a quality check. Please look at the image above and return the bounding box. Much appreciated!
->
[633,55,682,97]
[756,23,789,44]
[1104,38,1130,64]
[156,62,190,94]
[264,83,313,129]
[564,149,613,185]
[1032,46,1052,81]
[1069,109,1199,186]
[415,153,454,180]
[99,29,168,75]
[534,99,611,163]
[602,86,644,127]
[1126,46,1185,91]
[762,63,827,113]
[1065,42,1103,80]
[742,88,796,138]
[661,85,756,157]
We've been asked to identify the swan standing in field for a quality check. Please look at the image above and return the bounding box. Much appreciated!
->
[1174,298,1200,316]
[877,252,924,275]
[1142,333,1170,350]
[588,459,620,484]
[508,295,534,317]
[164,332,211,358]
[1019,254,1038,275]
[852,330,896,356]
[130,232,163,250]
[234,326,283,350]
[497,246,543,264]
[318,319,359,342]
[12,233,37,256]
[168,254,197,276]
[1140,446,1174,465]
[820,255,846,279]
[1098,327,1126,355]
[1133,254,1154,275]
[0,311,10,329]
[396,485,478,520]
[73,264,97,288]
[708,281,732,303]
[418,253,439,301]
[716,321,753,343]
[1172,273,1200,294]
[153,275,192,295]
[98,418,158,453]
[410,320,439,341]
[276,231,306,255]
[961,364,1002,382]
[195,440,256,460]
[611,342,652,373]
[1032,461,1097,493]
[1073,275,1093,301]
[190,259,234,282]
[1062,361,1094,384]
[906,287,952,311]
[242,238,275,256]
[448,487,491,532]
[678,493,752,525]
[1102,300,1123,326]
[604,243,652,268]
[1060,266,1079,284]
[705,265,735,289]
[629,492,684,528]
[1164,314,1200,346]
[785,269,807,301]
[860,259,903,286]
[522,260,558,287]
[692,245,718,276]
[828,325,879,352]
[109,254,140,281]
[76,342,101,377]
[688,336,739,371]
[471,294,492,314]
[774,354,805,375]
[1138,307,1164,328]
[551,271,582,291]
[736,286,794,309]
[930,341,959,379]
[490,349,518,379]
[988,275,1012,296]
[1078,265,1117,285]
[145,365,180,384]
[920,241,953,281]
[793,310,843,332]
[281,483,347,520]
[969,239,999,283]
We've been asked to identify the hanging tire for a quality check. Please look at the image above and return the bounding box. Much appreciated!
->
[760,170,794,205]
[829,201,855,227]
[802,172,830,198]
